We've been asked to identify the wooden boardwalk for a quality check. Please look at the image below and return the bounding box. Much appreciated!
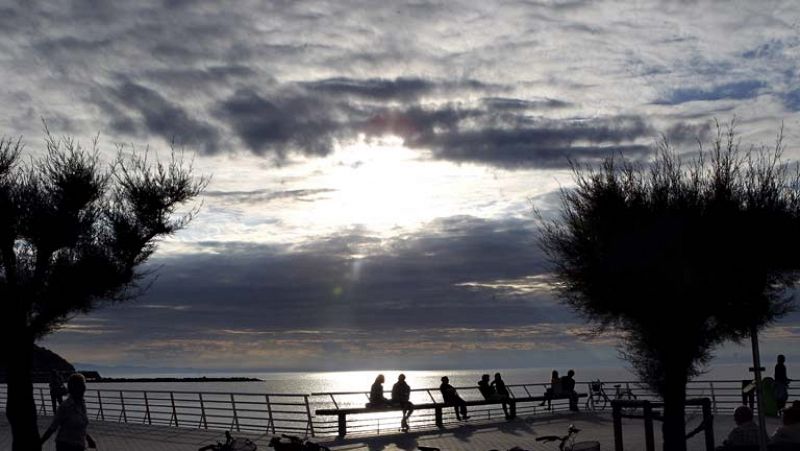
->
[0,412,784,451]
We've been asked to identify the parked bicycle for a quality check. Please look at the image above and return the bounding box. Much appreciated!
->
[535,424,600,451]
[268,434,330,451]
[198,431,257,451]
[585,380,637,411]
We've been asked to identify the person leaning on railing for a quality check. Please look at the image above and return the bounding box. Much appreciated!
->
[41,373,97,451]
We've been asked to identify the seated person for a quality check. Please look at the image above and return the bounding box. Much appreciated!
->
[440,376,469,420]
[771,400,800,446]
[540,370,561,407]
[391,374,414,431]
[723,405,760,448]
[560,369,579,412]
[368,374,390,407]
[478,373,510,419]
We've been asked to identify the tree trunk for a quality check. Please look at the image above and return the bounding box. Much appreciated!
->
[661,373,688,451]
[5,333,42,451]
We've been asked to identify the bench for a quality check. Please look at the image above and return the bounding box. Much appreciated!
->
[316,393,587,437]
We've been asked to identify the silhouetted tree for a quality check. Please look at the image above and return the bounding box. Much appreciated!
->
[0,133,206,451]
[539,123,799,451]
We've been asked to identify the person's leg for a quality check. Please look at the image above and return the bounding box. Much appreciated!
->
[50,395,58,414]
[452,405,461,420]
[459,400,469,419]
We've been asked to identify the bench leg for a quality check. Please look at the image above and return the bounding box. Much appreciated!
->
[435,407,443,428]
[509,401,516,419]
[338,413,347,437]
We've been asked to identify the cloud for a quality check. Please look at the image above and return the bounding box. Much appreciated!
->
[203,188,336,204]
[656,80,766,105]
[94,81,221,153]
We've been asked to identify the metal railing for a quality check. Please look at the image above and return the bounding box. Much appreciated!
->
[0,385,314,435]
[0,379,797,437]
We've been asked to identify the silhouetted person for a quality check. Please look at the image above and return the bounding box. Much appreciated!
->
[723,405,759,447]
[440,376,469,420]
[560,369,578,412]
[391,374,414,431]
[775,354,790,411]
[771,400,800,445]
[540,370,561,407]
[486,373,511,419]
[369,374,390,407]
[49,370,66,413]
[41,373,97,451]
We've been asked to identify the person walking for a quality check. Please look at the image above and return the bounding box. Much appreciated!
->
[391,374,414,431]
[440,376,469,420]
[41,373,97,451]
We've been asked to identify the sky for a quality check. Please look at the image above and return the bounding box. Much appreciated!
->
[3,0,800,373]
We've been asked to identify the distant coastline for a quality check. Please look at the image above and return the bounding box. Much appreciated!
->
[87,376,262,383]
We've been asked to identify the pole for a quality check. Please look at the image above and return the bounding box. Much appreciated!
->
[751,326,768,451]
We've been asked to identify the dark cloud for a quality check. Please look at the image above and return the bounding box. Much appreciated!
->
[783,89,800,112]
[203,188,336,204]
[97,81,221,153]
[215,81,655,168]
[72,216,560,340]
[655,80,766,105]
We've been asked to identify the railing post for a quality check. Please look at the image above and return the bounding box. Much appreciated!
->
[266,395,275,434]
[230,394,240,431]
[426,389,436,404]
[119,391,127,423]
[702,398,715,451]
[143,391,152,425]
[709,381,717,413]
[643,401,655,451]
[39,388,47,416]
[304,395,315,437]
[199,393,208,429]
[329,393,339,410]
[97,391,105,421]
[170,392,179,428]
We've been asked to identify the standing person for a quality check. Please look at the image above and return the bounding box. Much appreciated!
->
[440,376,469,420]
[391,374,414,431]
[49,370,66,413]
[369,374,390,407]
[490,373,512,419]
[560,369,579,412]
[41,373,97,451]
[775,354,790,411]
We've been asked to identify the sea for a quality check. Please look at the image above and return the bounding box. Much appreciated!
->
[79,363,756,395]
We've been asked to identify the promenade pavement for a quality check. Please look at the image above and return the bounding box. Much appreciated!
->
[0,411,784,451]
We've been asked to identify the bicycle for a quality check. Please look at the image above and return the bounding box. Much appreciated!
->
[585,380,637,412]
[268,434,330,451]
[198,431,257,451]
[535,424,600,451]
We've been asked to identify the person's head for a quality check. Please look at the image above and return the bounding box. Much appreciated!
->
[551,370,559,379]
[778,354,786,364]
[67,373,86,400]
[375,374,385,384]
[441,376,449,384]
[567,370,575,378]
[481,374,490,382]
[398,374,405,382]
[494,373,502,381]
[733,405,753,425]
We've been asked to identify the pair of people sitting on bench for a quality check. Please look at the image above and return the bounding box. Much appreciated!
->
[540,369,579,411]
[368,374,414,431]
[478,373,511,419]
